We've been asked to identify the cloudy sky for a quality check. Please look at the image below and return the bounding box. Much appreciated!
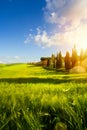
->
[0,0,87,63]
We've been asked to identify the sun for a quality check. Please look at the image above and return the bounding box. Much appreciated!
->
[75,31,87,53]
[76,40,87,54]
[71,23,87,53]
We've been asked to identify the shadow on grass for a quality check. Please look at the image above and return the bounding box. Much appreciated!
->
[43,66,66,73]
[0,77,87,84]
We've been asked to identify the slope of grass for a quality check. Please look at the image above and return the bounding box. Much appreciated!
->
[0,64,87,130]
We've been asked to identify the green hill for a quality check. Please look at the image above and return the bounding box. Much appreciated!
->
[0,64,87,130]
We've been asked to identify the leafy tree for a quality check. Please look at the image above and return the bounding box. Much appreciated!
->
[65,51,71,70]
[56,51,62,69]
[40,57,50,67]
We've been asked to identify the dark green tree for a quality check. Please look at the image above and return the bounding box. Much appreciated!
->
[47,58,50,67]
[51,54,55,68]
[65,51,71,70]
[56,51,62,69]
[71,45,78,67]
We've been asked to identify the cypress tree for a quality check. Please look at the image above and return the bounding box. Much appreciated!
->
[71,45,78,67]
[56,51,62,69]
[65,51,71,70]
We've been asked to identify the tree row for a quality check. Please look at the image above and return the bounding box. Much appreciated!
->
[40,45,87,71]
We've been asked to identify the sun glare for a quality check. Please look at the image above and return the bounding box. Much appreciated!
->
[75,31,87,53]
[77,40,87,54]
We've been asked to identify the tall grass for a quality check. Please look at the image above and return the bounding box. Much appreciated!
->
[0,64,87,129]
[0,82,87,129]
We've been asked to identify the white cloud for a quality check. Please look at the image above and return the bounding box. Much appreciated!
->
[25,23,87,50]
[0,61,4,63]
[24,34,34,44]
[0,56,29,63]
[24,0,87,51]
[14,56,20,59]
[45,0,87,30]
[45,0,66,11]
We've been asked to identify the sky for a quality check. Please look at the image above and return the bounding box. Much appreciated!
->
[0,0,87,63]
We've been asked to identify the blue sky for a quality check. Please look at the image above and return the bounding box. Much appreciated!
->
[0,0,87,63]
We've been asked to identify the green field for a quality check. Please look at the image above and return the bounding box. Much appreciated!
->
[0,64,87,130]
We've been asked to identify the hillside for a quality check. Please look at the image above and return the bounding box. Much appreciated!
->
[0,64,87,130]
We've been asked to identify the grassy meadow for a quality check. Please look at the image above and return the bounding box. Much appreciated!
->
[0,63,87,130]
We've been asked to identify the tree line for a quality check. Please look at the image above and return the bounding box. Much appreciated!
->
[40,45,87,71]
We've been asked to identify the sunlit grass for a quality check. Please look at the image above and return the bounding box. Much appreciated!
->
[0,64,87,129]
